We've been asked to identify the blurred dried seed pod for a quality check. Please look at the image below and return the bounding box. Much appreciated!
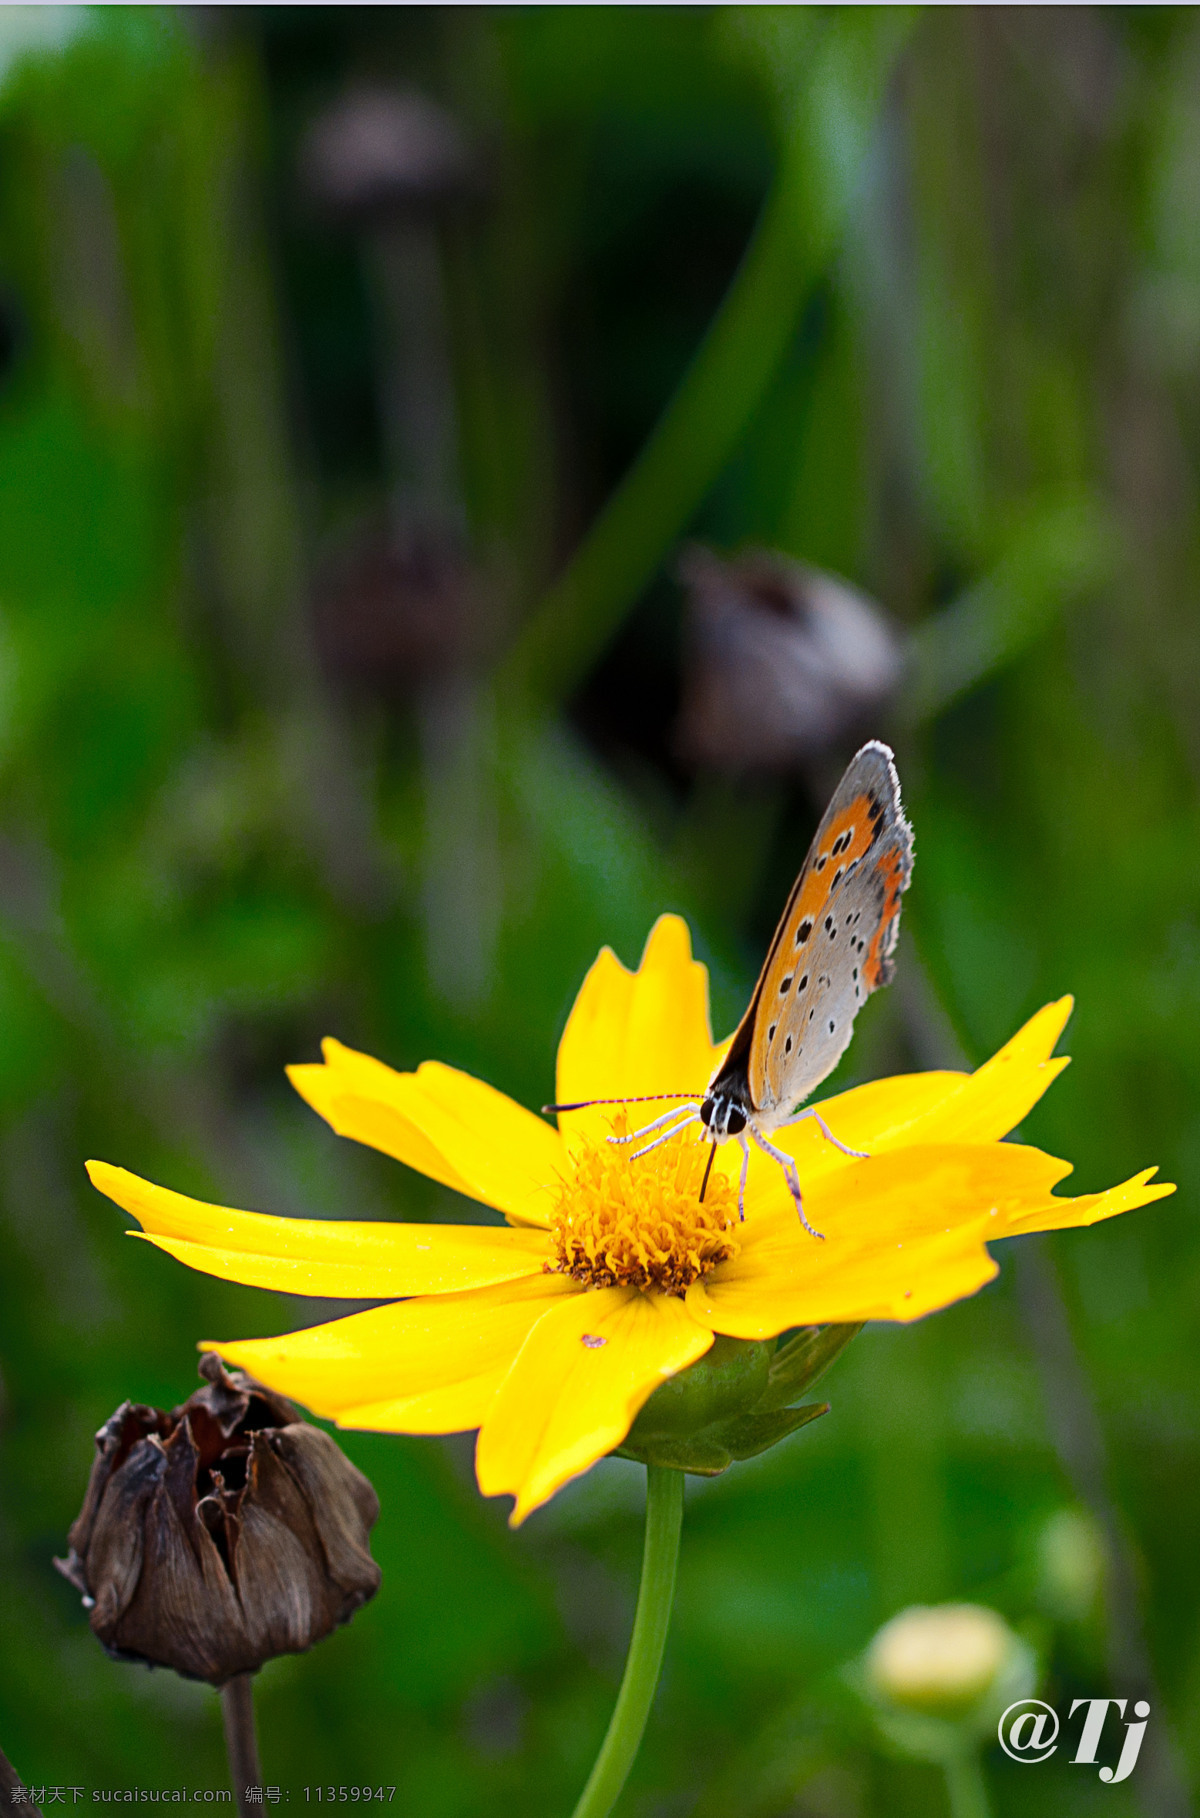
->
[299,88,478,225]
[312,523,490,698]
[674,546,903,773]
[56,1356,380,1685]
[299,89,484,542]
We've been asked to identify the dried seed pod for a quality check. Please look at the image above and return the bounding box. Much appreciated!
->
[299,88,478,225]
[675,546,903,773]
[56,1357,380,1685]
[312,523,484,697]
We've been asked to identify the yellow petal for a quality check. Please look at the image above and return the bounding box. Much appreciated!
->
[554,915,725,1147]
[289,1045,475,1197]
[87,1161,549,1298]
[291,1042,564,1228]
[475,1286,713,1524]
[203,1272,577,1427]
[904,997,1075,1143]
[765,998,1076,1190]
[1006,1166,1174,1234]
[689,1142,1082,1332]
[691,1218,998,1330]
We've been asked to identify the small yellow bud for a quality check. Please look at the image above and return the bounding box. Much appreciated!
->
[1036,1507,1106,1624]
[866,1603,1019,1723]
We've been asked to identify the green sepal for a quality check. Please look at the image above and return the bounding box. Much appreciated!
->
[617,1400,829,1475]
[614,1324,856,1475]
[707,1399,829,1461]
[624,1335,772,1441]
[615,1432,734,1476]
[615,1335,767,1475]
[758,1323,863,1412]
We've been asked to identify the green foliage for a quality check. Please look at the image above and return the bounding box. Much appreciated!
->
[0,7,1197,1814]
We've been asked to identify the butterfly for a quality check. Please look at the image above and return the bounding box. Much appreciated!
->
[546,741,913,1238]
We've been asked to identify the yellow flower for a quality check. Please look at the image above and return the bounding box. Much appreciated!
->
[87,916,1172,1525]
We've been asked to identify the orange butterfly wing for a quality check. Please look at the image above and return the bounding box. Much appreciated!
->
[711,743,912,1122]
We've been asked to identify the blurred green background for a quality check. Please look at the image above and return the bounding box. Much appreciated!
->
[0,6,1197,1814]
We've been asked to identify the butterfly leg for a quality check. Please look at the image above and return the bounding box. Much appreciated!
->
[779,1106,869,1160]
[630,1112,702,1160]
[608,1103,700,1147]
[749,1124,825,1240]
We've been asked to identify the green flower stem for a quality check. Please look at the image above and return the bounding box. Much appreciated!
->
[941,1744,992,1818]
[503,9,916,711]
[569,1465,685,1818]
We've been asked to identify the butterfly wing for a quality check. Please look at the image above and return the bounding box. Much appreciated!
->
[711,742,913,1127]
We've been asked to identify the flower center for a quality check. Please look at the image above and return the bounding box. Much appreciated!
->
[548,1115,741,1293]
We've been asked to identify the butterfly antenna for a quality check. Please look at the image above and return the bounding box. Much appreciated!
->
[541,1092,703,1115]
[698,1140,717,1204]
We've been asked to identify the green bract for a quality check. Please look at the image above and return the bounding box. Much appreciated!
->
[616,1324,861,1475]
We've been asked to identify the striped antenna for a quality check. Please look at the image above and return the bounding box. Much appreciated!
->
[542,1091,703,1115]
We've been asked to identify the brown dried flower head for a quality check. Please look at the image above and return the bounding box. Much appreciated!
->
[56,1356,380,1685]
[299,88,478,225]
[675,546,903,773]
